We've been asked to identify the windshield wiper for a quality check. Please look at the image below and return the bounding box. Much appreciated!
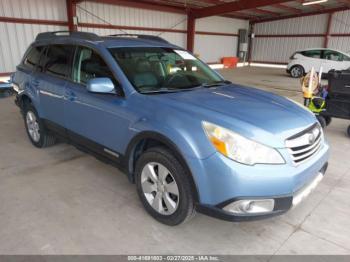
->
[139,80,232,94]
[200,80,232,88]
[139,88,195,94]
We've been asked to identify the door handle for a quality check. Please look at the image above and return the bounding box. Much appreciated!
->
[31,79,39,87]
[65,90,77,101]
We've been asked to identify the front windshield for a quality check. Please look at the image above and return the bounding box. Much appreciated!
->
[109,47,223,93]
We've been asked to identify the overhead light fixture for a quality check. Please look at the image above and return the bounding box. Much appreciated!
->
[302,0,328,6]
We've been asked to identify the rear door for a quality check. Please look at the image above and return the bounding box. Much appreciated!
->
[13,45,45,103]
[37,44,75,128]
[300,50,322,73]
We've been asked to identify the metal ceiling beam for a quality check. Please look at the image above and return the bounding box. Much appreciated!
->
[192,0,291,19]
[253,6,349,23]
[76,0,187,14]
[250,8,280,16]
[222,13,254,20]
[273,3,301,13]
[195,0,224,5]
[337,0,350,6]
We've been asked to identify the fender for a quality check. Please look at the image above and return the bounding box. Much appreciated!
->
[13,68,43,117]
[125,131,200,202]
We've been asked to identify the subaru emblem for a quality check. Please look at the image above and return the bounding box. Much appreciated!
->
[308,133,315,144]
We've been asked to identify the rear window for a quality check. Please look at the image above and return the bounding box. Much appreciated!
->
[23,45,45,70]
[42,45,75,78]
[301,50,322,59]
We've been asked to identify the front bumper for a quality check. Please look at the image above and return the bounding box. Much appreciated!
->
[188,139,330,221]
[196,162,327,222]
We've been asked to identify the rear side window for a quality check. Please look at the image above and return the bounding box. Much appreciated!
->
[42,45,75,78]
[23,45,45,70]
[301,50,322,59]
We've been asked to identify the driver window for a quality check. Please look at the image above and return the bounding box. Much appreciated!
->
[324,50,342,61]
[73,47,116,85]
[344,55,350,61]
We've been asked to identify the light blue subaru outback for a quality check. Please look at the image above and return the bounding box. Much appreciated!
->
[13,31,329,225]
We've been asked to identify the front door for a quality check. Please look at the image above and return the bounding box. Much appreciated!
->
[322,50,344,73]
[64,46,131,157]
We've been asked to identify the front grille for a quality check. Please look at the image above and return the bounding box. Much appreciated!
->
[285,124,323,165]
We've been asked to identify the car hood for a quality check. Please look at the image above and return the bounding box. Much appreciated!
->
[147,84,317,148]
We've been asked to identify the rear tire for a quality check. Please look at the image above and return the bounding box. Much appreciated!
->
[23,103,56,148]
[290,65,304,78]
[135,147,196,226]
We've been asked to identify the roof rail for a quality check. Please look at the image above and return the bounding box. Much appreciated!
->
[36,31,100,41]
[108,34,169,44]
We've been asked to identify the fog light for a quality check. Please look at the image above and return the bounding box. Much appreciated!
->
[223,199,275,214]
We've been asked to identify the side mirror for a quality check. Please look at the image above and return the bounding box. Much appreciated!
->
[86,78,115,94]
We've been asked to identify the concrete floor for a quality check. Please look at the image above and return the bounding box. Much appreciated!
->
[1,66,350,255]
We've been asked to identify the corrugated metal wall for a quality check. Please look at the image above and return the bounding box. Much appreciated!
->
[254,14,328,35]
[251,14,327,63]
[77,1,248,63]
[76,1,187,49]
[0,0,247,73]
[195,16,248,62]
[252,10,350,63]
[0,0,67,73]
[328,10,350,52]
[251,37,324,63]
[0,0,67,20]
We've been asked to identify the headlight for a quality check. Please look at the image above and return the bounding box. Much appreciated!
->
[202,121,285,165]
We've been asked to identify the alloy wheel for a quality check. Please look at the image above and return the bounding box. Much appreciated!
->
[291,66,302,78]
[26,111,40,142]
[141,162,180,215]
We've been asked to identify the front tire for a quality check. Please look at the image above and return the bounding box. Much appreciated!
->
[316,115,326,128]
[135,147,195,226]
[324,116,332,126]
[290,65,304,78]
[24,104,56,148]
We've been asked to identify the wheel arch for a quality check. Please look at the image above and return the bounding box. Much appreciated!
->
[291,64,304,68]
[17,93,32,112]
[290,64,305,76]
[125,131,200,202]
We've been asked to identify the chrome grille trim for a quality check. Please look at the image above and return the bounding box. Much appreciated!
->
[290,135,322,155]
[286,124,323,165]
[291,142,322,161]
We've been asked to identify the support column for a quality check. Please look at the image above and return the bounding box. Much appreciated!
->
[324,12,333,48]
[247,22,255,64]
[66,0,77,31]
[187,13,196,52]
